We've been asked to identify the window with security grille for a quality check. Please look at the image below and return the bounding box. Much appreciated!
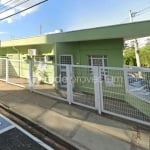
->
[88,55,108,78]
[60,55,72,64]
[89,55,107,66]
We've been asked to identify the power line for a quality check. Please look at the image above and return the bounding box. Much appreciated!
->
[136,6,150,14]
[0,0,48,21]
[121,5,150,24]
[0,0,20,10]
[130,6,150,19]
[0,0,14,8]
[0,0,30,15]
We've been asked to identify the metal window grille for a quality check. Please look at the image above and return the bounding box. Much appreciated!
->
[60,55,72,64]
[89,55,108,79]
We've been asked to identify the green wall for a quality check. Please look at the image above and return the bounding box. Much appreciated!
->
[0,39,124,89]
[56,42,78,64]
[55,39,124,92]
[56,38,124,67]
[0,38,123,67]
[0,44,55,81]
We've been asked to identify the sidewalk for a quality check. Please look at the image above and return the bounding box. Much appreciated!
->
[0,81,149,150]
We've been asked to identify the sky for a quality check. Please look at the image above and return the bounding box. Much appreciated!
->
[0,0,150,40]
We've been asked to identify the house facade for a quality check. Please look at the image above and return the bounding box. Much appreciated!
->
[0,37,124,68]
[1,20,150,87]
[0,21,150,126]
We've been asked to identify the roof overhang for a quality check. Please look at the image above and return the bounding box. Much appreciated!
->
[1,20,150,47]
[48,20,150,42]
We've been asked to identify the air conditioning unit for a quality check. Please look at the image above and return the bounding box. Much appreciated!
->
[28,49,37,56]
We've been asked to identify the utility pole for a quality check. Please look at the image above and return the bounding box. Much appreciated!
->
[129,10,141,67]
[40,25,42,35]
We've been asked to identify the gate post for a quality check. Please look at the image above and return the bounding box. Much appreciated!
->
[93,66,102,114]
[6,58,8,83]
[66,65,73,104]
[29,60,33,92]
[124,67,129,92]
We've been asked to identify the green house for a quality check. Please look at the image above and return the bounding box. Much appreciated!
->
[1,21,150,126]
[1,20,150,88]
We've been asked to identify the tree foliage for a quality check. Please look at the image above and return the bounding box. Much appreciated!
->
[123,45,150,67]
[123,47,136,66]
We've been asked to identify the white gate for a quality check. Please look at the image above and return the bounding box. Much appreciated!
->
[30,62,98,110]
[31,62,68,101]
[60,55,73,88]
[7,59,29,88]
[69,65,100,112]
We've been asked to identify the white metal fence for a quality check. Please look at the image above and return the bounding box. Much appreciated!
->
[71,65,97,109]
[101,67,150,126]
[7,59,29,88]
[0,58,6,81]
[0,57,150,126]
[31,62,68,101]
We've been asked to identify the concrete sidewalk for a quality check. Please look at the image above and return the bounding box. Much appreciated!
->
[0,82,149,150]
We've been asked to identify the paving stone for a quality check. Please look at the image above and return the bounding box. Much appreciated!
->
[84,112,136,142]
[0,94,26,106]
[12,103,46,120]
[27,94,57,109]
[72,125,131,150]
[37,110,81,137]
[138,130,150,150]
[51,103,90,120]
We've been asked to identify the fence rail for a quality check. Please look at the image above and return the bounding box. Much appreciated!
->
[0,58,149,126]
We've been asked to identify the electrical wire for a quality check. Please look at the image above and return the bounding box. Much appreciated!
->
[136,6,150,14]
[121,5,150,24]
[135,11,150,17]
[0,0,48,21]
[0,0,20,10]
[0,0,14,8]
[0,0,30,14]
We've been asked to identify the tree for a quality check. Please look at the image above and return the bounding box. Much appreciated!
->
[123,45,150,67]
[123,47,136,66]
[140,45,150,67]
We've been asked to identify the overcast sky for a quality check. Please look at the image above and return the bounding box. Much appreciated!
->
[0,0,150,40]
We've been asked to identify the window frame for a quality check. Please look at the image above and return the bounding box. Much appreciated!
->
[88,55,108,79]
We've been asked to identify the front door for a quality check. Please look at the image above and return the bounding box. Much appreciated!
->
[60,55,73,87]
